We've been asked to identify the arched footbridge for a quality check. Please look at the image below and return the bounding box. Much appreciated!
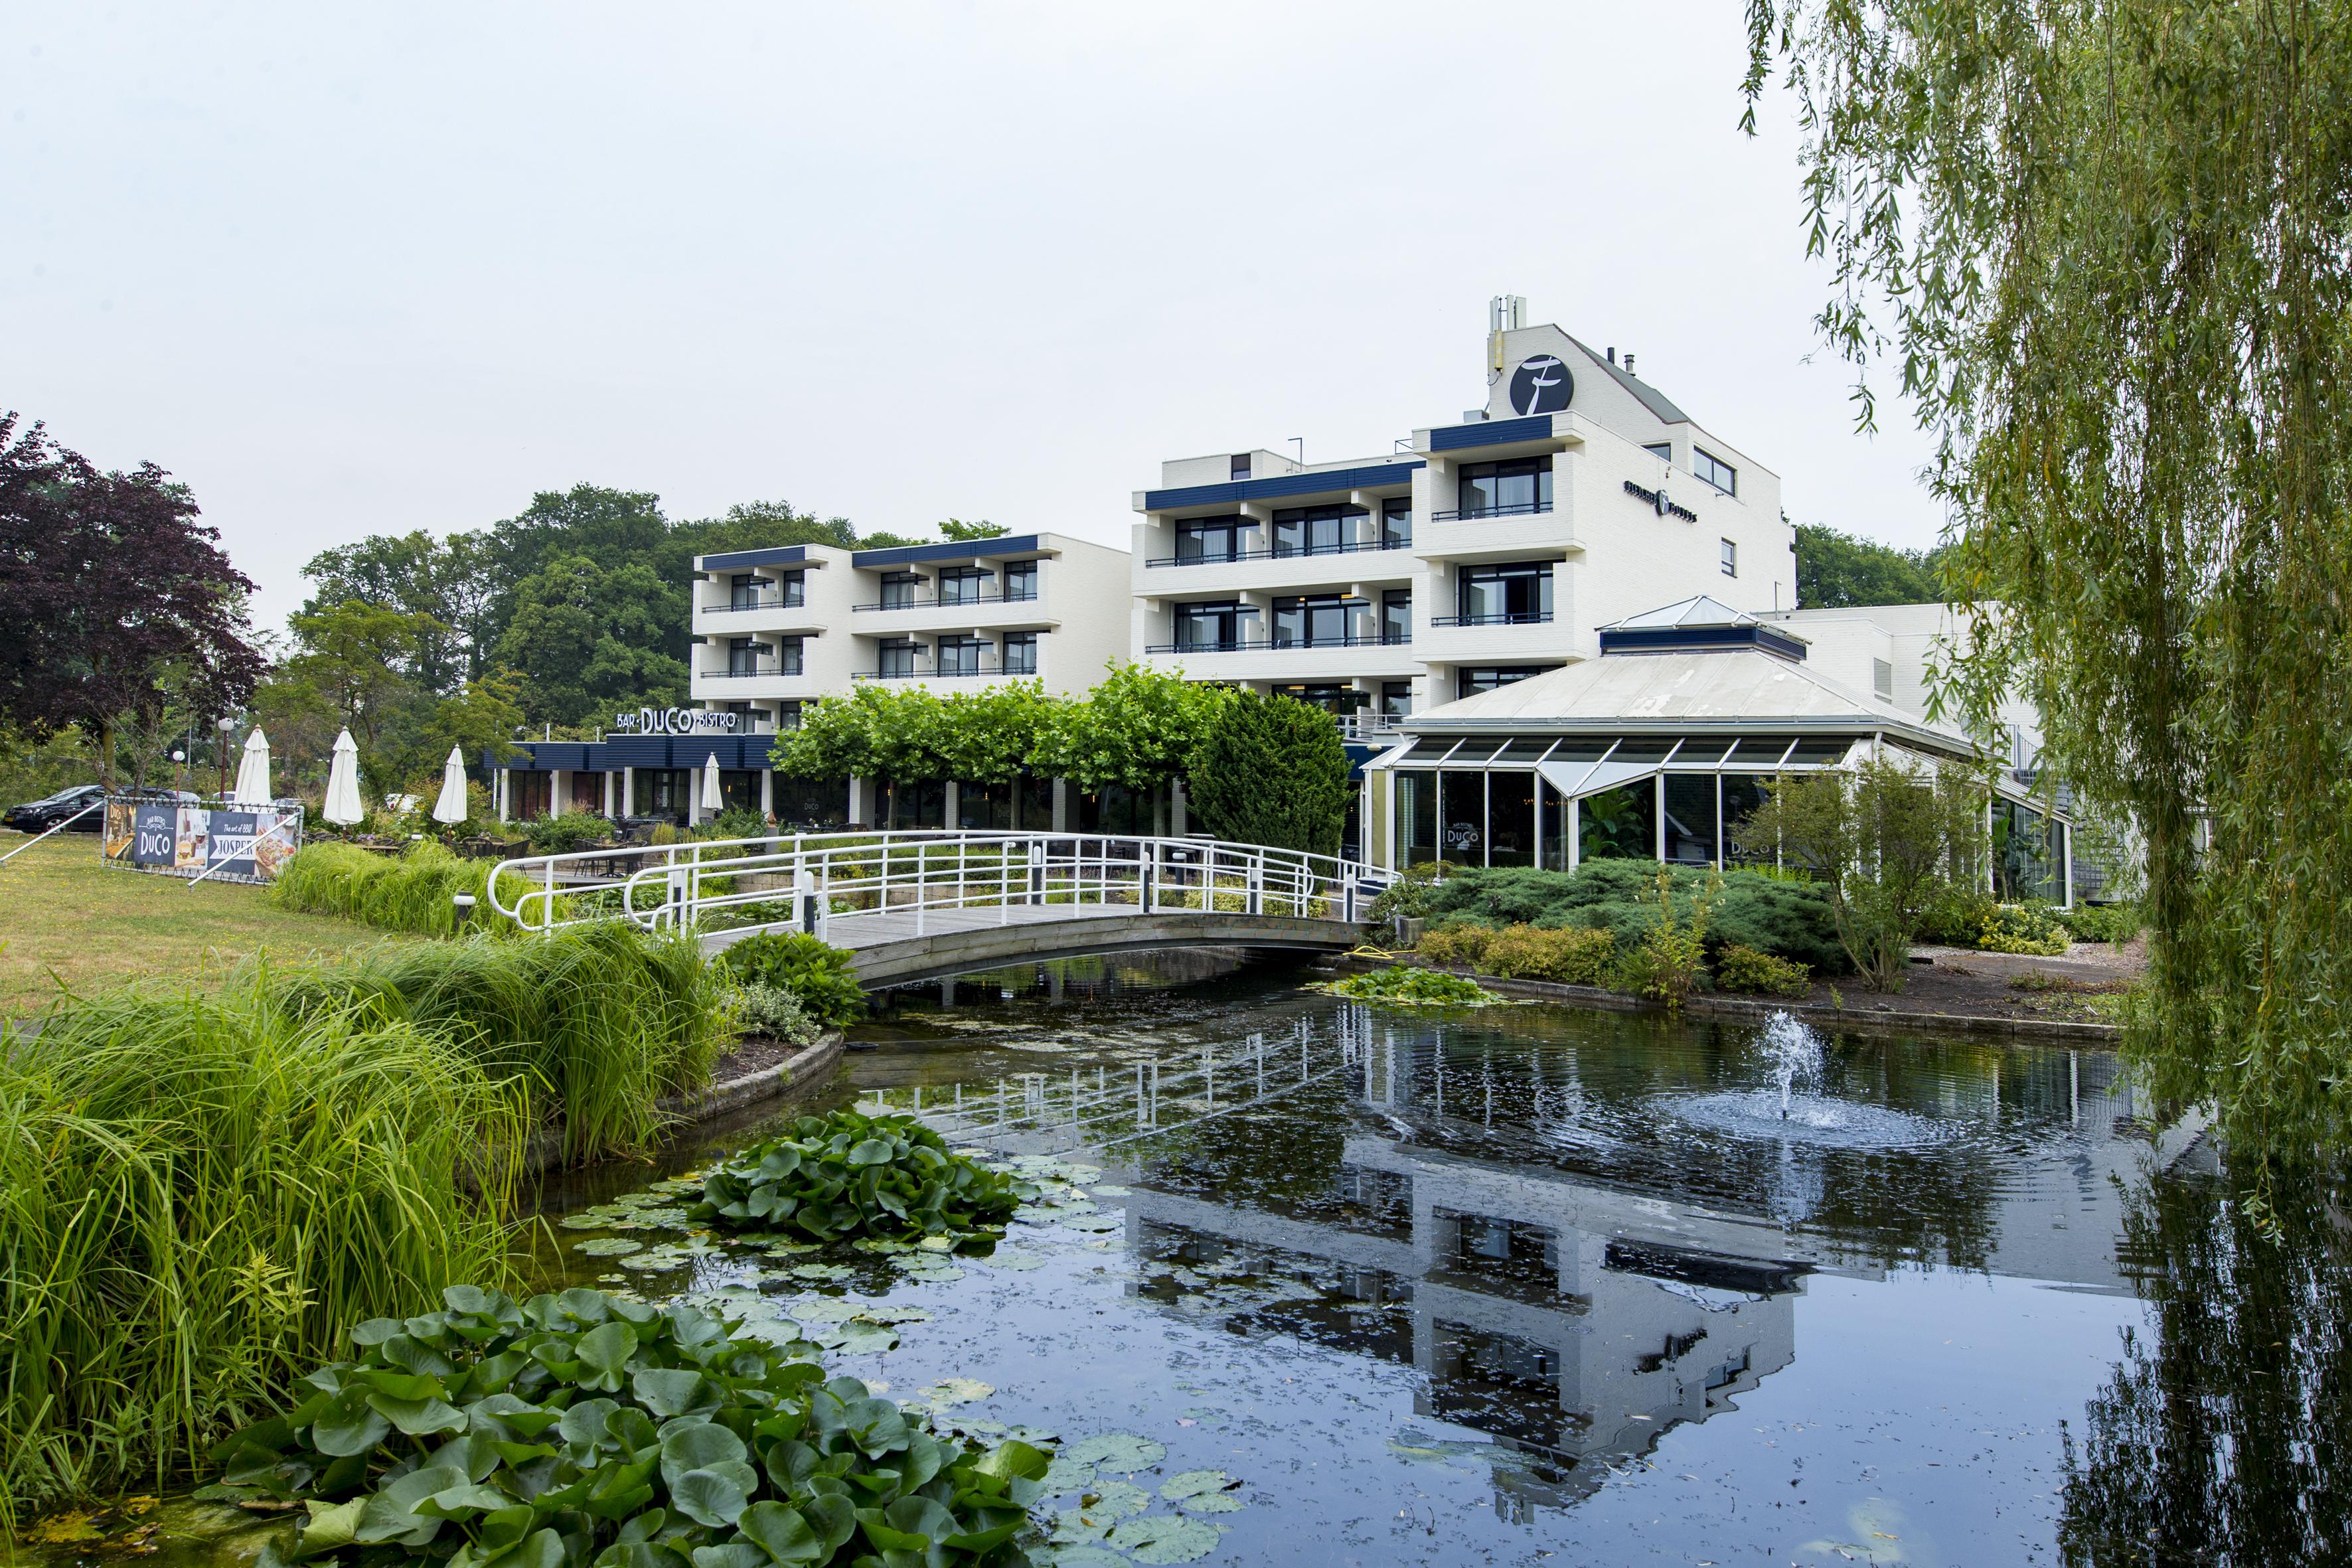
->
[488,830,1396,987]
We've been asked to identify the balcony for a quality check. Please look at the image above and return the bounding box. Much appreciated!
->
[1429,611,1553,628]
[852,589,1038,611]
[702,593,806,614]
[856,659,1037,684]
[1142,633,1409,655]
[701,665,803,681]
[1430,500,1553,524]
[1143,538,1411,569]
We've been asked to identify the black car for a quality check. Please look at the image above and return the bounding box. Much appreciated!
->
[3,783,108,833]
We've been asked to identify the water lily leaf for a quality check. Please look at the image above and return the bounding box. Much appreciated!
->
[1178,1492,1242,1514]
[1077,1480,1151,1521]
[1090,1186,1131,1197]
[1040,1456,1096,1494]
[1109,1514,1223,1564]
[917,1378,994,1407]
[574,1237,645,1257]
[1156,1470,1228,1500]
[1039,1548,1127,1568]
[829,1321,898,1355]
[311,1397,392,1456]
[670,1468,751,1529]
[365,1391,467,1437]
[1058,1214,1126,1233]
[659,1422,748,1488]
[299,1498,365,1552]
[978,1250,1046,1271]
[854,1304,932,1324]
[1063,1433,1166,1473]
[690,1545,767,1568]
[736,1500,825,1566]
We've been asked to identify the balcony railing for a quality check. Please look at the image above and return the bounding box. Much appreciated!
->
[701,666,805,680]
[1428,611,1554,627]
[702,595,805,614]
[1334,712,1405,743]
[1430,500,1554,522]
[1144,633,1410,655]
[851,589,1039,612]
[1144,537,1411,568]
[857,661,1032,680]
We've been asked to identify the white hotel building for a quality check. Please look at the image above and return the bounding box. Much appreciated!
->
[1130,299,1794,726]
[686,530,1130,732]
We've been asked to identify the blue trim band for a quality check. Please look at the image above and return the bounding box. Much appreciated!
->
[1143,461,1423,512]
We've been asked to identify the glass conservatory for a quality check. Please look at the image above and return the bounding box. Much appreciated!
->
[1360,597,2071,901]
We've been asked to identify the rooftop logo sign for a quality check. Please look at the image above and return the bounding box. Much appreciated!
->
[1510,354,1573,416]
[613,707,738,736]
[1623,478,1697,524]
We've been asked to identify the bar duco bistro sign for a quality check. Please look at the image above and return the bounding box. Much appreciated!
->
[613,706,738,736]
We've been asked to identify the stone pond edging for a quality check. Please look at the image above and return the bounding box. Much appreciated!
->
[1327,955,2124,1047]
[516,1030,846,1176]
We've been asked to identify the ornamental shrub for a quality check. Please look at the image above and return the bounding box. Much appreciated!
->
[1413,860,1848,974]
[1185,688,1353,858]
[687,1111,1030,1242]
[1715,943,1814,998]
[1415,923,1494,969]
[1616,867,1715,1010]
[1316,965,1498,1006]
[201,1285,1052,1568]
[1977,903,2072,956]
[2058,901,2142,945]
[714,933,866,1026]
[1477,925,1616,986]
[726,982,817,1050]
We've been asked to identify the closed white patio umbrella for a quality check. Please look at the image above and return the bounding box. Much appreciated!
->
[700,751,723,816]
[323,730,365,825]
[431,746,471,824]
[231,728,273,805]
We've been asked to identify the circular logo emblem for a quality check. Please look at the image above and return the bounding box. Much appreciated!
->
[1509,355,1573,416]
[1654,487,1670,516]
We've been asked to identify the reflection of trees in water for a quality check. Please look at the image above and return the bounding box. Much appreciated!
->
[2058,1165,2352,1566]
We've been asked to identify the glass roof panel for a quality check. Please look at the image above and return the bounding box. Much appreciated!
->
[1727,736,1798,765]
[1498,738,1554,761]
[1608,738,1678,763]
[1788,736,1859,764]
[1546,738,1616,762]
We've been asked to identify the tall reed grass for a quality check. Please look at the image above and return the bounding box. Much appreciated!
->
[272,840,544,937]
[260,921,728,1162]
[0,992,528,1519]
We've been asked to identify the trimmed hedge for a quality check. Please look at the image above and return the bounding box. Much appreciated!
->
[1415,860,1849,974]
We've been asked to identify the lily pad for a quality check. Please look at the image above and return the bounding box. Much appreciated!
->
[1041,1456,1096,1493]
[1109,1514,1223,1564]
[979,1250,1046,1271]
[1178,1493,1243,1514]
[789,1298,866,1323]
[917,1377,994,1407]
[1063,1433,1166,1474]
[789,1263,855,1281]
[617,1246,693,1272]
[855,1303,933,1324]
[1040,1548,1127,1568]
[573,1237,645,1257]
[1058,1214,1126,1233]
[1090,1185,1132,1198]
[1156,1470,1229,1501]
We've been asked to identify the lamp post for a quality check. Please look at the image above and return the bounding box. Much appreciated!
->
[216,716,237,799]
[172,749,187,794]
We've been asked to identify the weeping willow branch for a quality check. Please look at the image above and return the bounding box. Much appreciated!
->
[1747,0,2352,1154]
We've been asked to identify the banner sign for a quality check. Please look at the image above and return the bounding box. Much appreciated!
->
[613,706,738,736]
[102,798,304,884]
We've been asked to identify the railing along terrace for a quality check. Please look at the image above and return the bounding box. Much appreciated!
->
[487,829,1397,939]
[1143,537,1411,569]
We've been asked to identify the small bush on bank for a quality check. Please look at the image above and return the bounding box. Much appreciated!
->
[2059,901,2141,945]
[728,981,819,1050]
[1616,866,1714,1010]
[200,1287,1054,1568]
[1478,925,1617,985]
[715,932,867,1025]
[1315,965,1500,1006]
[1415,923,1494,969]
[1414,860,1849,974]
[1715,943,1814,997]
[1977,903,2071,955]
[518,813,613,852]
[688,1110,1030,1242]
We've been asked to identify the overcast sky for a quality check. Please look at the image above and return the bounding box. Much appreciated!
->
[5,2,1942,633]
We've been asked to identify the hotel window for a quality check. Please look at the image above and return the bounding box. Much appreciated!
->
[878,638,921,678]
[1720,538,1738,577]
[1002,560,1039,599]
[779,570,805,608]
[1230,453,1251,481]
[1381,589,1413,644]
[728,573,761,610]
[1694,447,1737,495]
[1273,593,1352,648]
[1456,666,1550,699]
[1379,680,1413,718]
[1174,601,1246,652]
[1643,441,1673,464]
[938,566,990,606]
[726,637,762,675]
[1454,456,1553,518]
[1002,632,1038,674]
[1271,684,1363,714]
[776,700,805,730]
[879,572,923,609]
[1176,515,1246,563]
[1381,496,1413,547]
[1271,503,1364,557]
[1873,659,1895,700]
[1455,562,1553,624]
[937,635,988,676]
[779,635,804,676]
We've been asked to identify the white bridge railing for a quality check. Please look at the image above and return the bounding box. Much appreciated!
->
[485,830,1397,942]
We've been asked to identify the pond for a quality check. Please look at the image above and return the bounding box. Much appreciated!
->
[532,954,2349,1567]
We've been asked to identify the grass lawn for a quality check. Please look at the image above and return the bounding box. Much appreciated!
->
[0,833,428,1016]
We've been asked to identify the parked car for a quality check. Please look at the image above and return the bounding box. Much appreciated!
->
[3,783,107,833]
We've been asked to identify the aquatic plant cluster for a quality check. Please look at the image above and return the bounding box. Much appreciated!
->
[686,1112,1034,1244]
[1314,965,1500,1006]
[0,924,732,1518]
[200,1285,1052,1568]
